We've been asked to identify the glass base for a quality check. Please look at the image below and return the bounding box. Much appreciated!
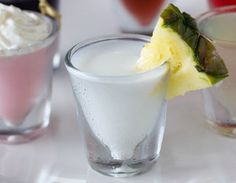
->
[89,155,158,177]
[0,123,48,144]
[0,98,51,144]
[207,119,236,138]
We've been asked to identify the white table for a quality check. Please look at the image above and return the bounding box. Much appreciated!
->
[1,0,236,183]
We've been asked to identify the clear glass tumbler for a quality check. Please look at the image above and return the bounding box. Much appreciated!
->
[0,13,58,143]
[197,6,236,137]
[65,35,169,177]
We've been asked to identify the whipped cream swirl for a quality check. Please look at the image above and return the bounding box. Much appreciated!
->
[0,3,53,50]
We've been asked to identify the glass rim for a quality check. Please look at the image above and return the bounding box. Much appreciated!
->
[196,5,236,45]
[0,11,59,56]
[65,34,169,83]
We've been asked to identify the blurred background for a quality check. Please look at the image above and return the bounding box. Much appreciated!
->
[1,0,235,58]
[59,0,209,56]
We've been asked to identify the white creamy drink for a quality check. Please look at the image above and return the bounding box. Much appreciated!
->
[69,39,169,160]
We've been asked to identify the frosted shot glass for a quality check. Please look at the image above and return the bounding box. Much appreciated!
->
[197,6,236,137]
[65,35,169,177]
[0,14,58,143]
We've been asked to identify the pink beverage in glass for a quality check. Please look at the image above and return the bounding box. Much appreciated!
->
[0,4,58,143]
[0,42,55,126]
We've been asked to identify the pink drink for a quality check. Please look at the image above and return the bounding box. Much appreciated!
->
[0,4,58,143]
[0,41,56,126]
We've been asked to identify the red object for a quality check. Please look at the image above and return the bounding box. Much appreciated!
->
[209,0,236,8]
[121,0,165,26]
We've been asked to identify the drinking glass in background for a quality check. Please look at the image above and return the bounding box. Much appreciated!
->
[208,0,236,8]
[0,0,61,69]
[197,6,236,137]
[112,0,167,34]
[0,14,58,144]
[65,35,169,177]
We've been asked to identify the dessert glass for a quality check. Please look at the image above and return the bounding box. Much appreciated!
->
[0,13,58,143]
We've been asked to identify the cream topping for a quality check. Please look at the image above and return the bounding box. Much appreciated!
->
[0,3,52,50]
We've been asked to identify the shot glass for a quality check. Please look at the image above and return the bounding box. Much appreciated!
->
[0,13,58,143]
[197,6,236,137]
[65,35,169,177]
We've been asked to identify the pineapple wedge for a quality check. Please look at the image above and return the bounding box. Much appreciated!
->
[136,4,228,99]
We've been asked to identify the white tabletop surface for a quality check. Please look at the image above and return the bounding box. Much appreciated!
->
[1,0,236,183]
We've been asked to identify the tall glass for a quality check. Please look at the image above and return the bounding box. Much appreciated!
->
[65,35,169,177]
[197,6,236,137]
[0,13,58,143]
